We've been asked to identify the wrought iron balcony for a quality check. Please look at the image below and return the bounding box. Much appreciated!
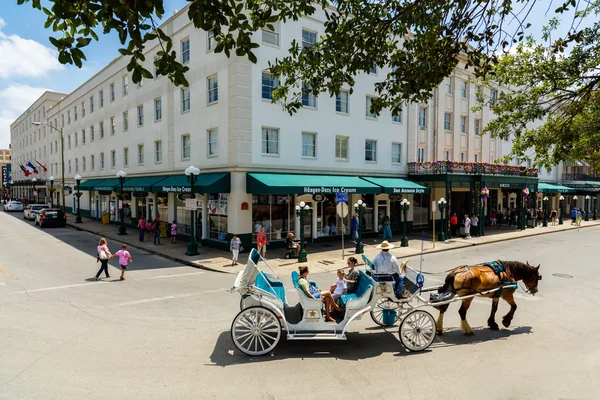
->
[407,161,538,177]
[562,173,600,182]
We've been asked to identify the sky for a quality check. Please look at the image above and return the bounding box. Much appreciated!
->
[0,0,593,150]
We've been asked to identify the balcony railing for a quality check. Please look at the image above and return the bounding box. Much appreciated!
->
[408,161,538,177]
[562,173,600,182]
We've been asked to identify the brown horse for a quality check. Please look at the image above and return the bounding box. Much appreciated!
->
[434,261,542,335]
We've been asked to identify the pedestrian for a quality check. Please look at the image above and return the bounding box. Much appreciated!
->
[382,216,393,240]
[491,210,497,228]
[550,208,557,226]
[450,213,458,236]
[230,233,242,266]
[145,218,153,241]
[464,214,472,239]
[138,216,146,242]
[570,208,577,225]
[257,227,268,258]
[350,214,359,243]
[170,220,178,244]
[153,218,161,245]
[471,214,479,236]
[576,208,583,226]
[94,238,112,281]
[112,244,133,281]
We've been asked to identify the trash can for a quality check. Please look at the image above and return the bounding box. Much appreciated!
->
[381,309,398,326]
[101,212,110,225]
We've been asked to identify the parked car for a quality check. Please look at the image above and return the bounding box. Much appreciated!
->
[4,200,24,212]
[36,209,67,228]
[23,204,47,220]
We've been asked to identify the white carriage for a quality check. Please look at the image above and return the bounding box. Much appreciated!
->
[229,249,437,356]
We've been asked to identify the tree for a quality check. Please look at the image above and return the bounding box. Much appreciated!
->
[480,2,600,168]
[18,0,593,117]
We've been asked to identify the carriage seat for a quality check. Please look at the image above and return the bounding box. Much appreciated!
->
[339,270,373,310]
[255,271,287,305]
[291,271,326,309]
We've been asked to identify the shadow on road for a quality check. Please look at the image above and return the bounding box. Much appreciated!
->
[432,325,533,348]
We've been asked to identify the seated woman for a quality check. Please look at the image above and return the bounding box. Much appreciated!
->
[297,266,342,322]
[285,232,300,256]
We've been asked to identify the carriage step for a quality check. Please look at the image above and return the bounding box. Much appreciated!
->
[287,333,347,341]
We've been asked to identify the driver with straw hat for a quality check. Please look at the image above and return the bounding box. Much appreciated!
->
[373,241,406,299]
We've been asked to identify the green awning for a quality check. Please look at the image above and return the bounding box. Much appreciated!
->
[569,184,600,194]
[150,173,230,194]
[538,182,576,194]
[360,176,431,195]
[122,176,169,192]
[78,178,108,191]
[246,173,381,195]
[94,178,122,192]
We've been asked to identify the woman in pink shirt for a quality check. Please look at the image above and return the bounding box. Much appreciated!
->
[257,227,268,258]
[95,238,112,281]
[145,219,153,241]
[112,244,133,281]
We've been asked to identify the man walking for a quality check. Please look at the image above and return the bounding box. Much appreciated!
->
[464,214,472,239]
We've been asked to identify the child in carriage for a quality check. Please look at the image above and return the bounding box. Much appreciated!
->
[331,269,347,301]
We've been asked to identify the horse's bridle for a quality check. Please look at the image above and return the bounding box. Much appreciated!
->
[521,273,542,295]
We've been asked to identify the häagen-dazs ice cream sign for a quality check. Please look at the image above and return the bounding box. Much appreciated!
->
[303,187,358,194]
[159,186,193,193]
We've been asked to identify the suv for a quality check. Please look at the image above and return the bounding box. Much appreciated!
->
[24,204,47,220]
[36,209,67,228]
[4,200,24,212]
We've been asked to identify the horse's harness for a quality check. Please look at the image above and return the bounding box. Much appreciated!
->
[454,261,518,298]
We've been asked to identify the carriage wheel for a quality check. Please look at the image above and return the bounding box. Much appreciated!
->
[231,306,281,356]
[370,297,402,326]
[239,296,248,311]
[399,310,436,352]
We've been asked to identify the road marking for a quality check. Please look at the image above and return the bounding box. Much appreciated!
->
[0,262,14,283]
[16,282,108,294]
[139,271,205,280]
[113,288,227,307]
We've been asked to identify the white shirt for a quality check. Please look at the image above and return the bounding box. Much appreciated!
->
[373,252,402,275]
[333,278,346,297]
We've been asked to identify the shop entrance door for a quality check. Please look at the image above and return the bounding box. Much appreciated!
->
[377,203,387,233]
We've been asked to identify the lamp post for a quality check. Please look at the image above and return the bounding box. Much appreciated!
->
[558,195,564,225]
[7,180,13,199]
[352,199,367,254]
[400,198,410,247]
[74,175,82,223]
[295,201,310,262]
[585,195,590,221]
[184,166,200,256]
[116,170,127,235]
[573,195,578,210]
[32,177,37,203]
[438,197,447,241]
[542,196,548,227]
[594,196,597,220]
[480,186,489,236]
[521,187,529,230]
[49,176,55,208]
[33,121,65,215]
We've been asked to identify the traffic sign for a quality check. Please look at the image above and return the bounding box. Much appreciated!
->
[335,192,348,203]
[336,202,349,218]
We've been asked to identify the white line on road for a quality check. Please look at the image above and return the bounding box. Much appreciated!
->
[113,288,227,307]
[139,272,205,280]
[16,282,108,294]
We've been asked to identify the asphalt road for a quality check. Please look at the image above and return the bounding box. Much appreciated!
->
[0,211,599,400]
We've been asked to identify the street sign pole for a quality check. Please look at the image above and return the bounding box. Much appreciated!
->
[431,201,437,249]
[335,192,349,259]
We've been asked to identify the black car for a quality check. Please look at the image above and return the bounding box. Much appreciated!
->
[36,209,67,228]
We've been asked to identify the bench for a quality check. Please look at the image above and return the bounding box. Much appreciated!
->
[339,270,373,309]
[255,271,287,305]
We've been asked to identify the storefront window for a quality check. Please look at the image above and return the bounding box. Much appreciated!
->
[316,195,348,237]
[136,197,147,220]
[252,195,293,242]
[413,194,430,227]
[157,193,168,221]
[175,197,192,235]
[121,194,132,225]
[208,193,228,241]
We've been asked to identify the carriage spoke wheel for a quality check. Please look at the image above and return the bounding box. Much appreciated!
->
[231,306,281,356]
[399,310,436,352]
[370,297,402,326]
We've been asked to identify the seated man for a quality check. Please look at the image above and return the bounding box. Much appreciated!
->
[285,232,300,256]
[373,241,405,299]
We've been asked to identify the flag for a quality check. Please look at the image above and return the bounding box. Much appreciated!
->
[20,164,31,177]
[35,160,48,172]
[27,162,38,175]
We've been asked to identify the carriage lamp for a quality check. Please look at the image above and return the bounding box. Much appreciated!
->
[400,198,410,247]
[116,170,128,235]
[184,166,200,256]
[295,202,310,262]
[542,196,548,227]
[353,199,367,254]
[74,175,83,223]
[49,176,55,208]
[585,195,590,221]
[558,195,564,225]
[438,197,447,242]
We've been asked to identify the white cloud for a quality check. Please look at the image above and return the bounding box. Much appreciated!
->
[0,20,63,79]
[0,84,51,149]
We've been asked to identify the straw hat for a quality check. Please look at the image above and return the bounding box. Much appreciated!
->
[376,240,395,250]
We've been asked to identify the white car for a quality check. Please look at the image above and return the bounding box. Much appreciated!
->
[4,200,24,212]
[24,204,47,220]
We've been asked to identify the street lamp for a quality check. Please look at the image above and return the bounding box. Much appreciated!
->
[400,198,410,247]
[49,176,55,208]
[32,177,37,203]
[74,175,82,223]
[116,170,127,235]
[438,197,447,241]
[594,196,597,221]
[585,195,590,221]
[353,199,367,254]
[480,186,489,236]
[573,195,578,209]
[184,166,200,256]
[33,121,65,215]
[558,195,564,225]
[542,196,548,227]
[295,201,310,262]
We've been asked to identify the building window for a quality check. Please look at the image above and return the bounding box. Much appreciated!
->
[207,75,218,104]
[99,90,104,108]
[153,56,160,79]
[207,29,215,52]
[490,88,498,106]
[302,132,316,158]
[110,117,116,135]
[91,155,95,171]
[444,112,452,131]
[67,110,71,124]
[154,98,162,121]
[123,111,129,131]
[181,38,190,64]
[137,78,143,89]
[370,63,377,75]
[68,160,72,174]
[365,139,377,162]
[261,71,279,100]
[50,142,53,155]
[122,75,129,96]
[302,28,317,48]
[155,140,162,163]
[445,150,450,161]
[460,115,467,134]
[110,83,115,102]
[418,148,425,162]
[61,114,64,127]
[392,143,402,164]
[181,134,191,160]
[181,87,191,112]
[74,105,78,121]
[81,101,85,117]
[90,125,95,142]
[474,153,479,162]
[81,129,86,145]
[208,129,218,156]
[111,150,116,168]
[100,152,105,169]
[74,133,78,147]
[123,148,129,167]
[75,158,79,173]
[365,96,377,119]
[262,23,279,46]
[100,121,105,138]
[261,127,279,155]
[444,78,452,94]
[90,96,94,112]
[474,119,481,135]
[335,136,349,160]
[460,81,468,98]
[392,107,402,123]
[82,156,86,172]
[137,105,144,126]
[336,90,349,114]
[302,82,317,108]
[138,144,144,165]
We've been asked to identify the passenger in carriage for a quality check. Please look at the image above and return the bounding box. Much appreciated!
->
[344,257,360,294]
[297,266,342,322]
[331,269,347,301]
[373,241,405,299]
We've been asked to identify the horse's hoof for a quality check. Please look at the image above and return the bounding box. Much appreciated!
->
[436,330,443,336]
[463,331,475,336]
[489,324,499,331]
[502,319,511,328]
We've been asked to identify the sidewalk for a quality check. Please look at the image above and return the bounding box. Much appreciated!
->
[67,217,600,275]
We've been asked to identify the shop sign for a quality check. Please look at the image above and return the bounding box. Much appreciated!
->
[304,186,357,195]
[499,183,510,188]
[159,185,193,193]
[498,183,523,189]
[185,198,198,211]
[335,192,349,203]
[124,186,150,192]
[98,191,112,195]
[312,194,325,202]
[388,194,403,201]
[132,192,148,198]
[178,193,194,201]
[392,188,426,194]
